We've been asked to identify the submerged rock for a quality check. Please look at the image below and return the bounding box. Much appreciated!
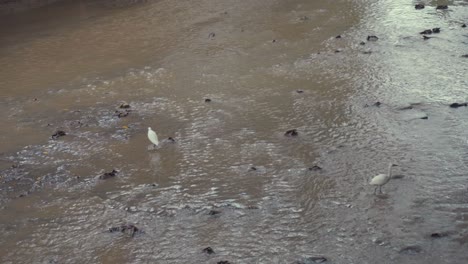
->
[217,261,231,264]
[436,5,448,10]
[51,130,66,139]
[295,256,328,263]
[367,35,378,41]
[462,24,466,28]
[423,35,431,40]
[461,55,468,58]
[400,245,422,254]
[359,41,366,45]
[249,166,257,171]
[109,224,139,237]
[208,32,216,38]
[450,102,468,108]
[100,169,117,180]
[296,90,304,93]
[167,137,176,143]
[285,129,299,137]
[202,247,215,254]
[415,4,425,9]
[208,210,221,215]
[420,29,433,35]
[308,165,322,171]
[205,98,212,102]
[336,35,342,39]
[431,232,449,238]
[432,27,441,33]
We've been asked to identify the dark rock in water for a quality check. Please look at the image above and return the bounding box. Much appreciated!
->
[374,101,382,107]
[423,35,431,40]
[334,49,341,53]
[306,256,328,263]
[217,261,231,264]
[359,41,366,45]
[462,24,467,28]
[202,247,215,254]
[420,116,428,120]
[115,110,129,118]
[119,102,130,109]
[109,224,139,237]
[100,169,117,180]
[415,4,425,9]
[205,98,212,102]
[367,35,378,41]
[431,232,448,238]
[336,35,342,39]
[398,105,413,110]
[299,16,309,21]
[450,102,468,108]
[51,130,66,139]
[296,90,304,93]
[436,5,448,10]
[285,129,298,137]
[208,210,221,215]
[272,39,277,43]
[461,54,468,58]
[432,27,440,33]
[308,165,322,171]
[400,245,422,254]
[362,51,372,54]
[420,29,432,35]
[249,166,257,171]
[167,137,176,143]
[208,32,216,38]
[392,174,405,179]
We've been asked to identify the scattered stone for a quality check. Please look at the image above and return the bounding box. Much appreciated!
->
[432,27,440,33]
[359,41,366,45]
[202,247,215,254]
[461,54,468,58]
[119,102,130,109]
[420,115,428,120]
[249,166,257,171]
[205,98,212,102]
[420,29,433,35]
[217,261,231,264]
[436,5,448,10]
[100,169,117,180]
[367,35,378,41]
[374,101,382,107]
[109,224,139,237]
[308,165,322,171]
[462,24,466,28]
[208,32,216,38]
[415,4,425,9]
[296,90,304,93]
[336,35,342,39]
[431,232,449,238]
[334,49,341,53]
[285,129,298,137]
[208,210,221,215]
[51,130,66,139]
[167,137,176,143]
[399,245,422,254]
[450,102,468,108]
[272,39,277,43]
[362,51,372,54]
[423,35,431,40]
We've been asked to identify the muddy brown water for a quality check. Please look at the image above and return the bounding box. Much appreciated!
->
[1,0,468,263]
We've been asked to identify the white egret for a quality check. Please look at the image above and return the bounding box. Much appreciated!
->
[147,127,159,147]
[370,163,398,194]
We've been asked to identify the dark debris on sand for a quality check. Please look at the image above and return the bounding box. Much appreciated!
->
[100,169,118,180]
[51,130,66,139]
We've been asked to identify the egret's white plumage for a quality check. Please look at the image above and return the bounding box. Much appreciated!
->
[147,127,159,146]
[370,163,398,194]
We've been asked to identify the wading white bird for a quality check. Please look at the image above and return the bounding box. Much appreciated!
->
[370,163,398,194]
[147,127,159,147]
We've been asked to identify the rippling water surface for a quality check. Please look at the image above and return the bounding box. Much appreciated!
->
[1,0,467,263]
